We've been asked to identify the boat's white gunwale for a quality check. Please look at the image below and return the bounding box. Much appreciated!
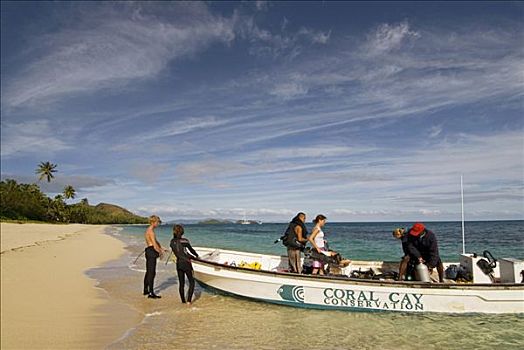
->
[193,257,524,290]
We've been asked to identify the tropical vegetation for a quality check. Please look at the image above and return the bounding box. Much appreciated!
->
[0,179,148,224]
[1,161,147,224]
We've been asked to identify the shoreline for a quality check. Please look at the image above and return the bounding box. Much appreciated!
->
[0,223,142,349]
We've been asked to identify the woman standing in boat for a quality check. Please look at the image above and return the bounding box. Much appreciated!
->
[308,214,328,275]
[170,224,199,304]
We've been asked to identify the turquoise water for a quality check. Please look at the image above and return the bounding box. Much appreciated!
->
[122,220,524,261]
[92,221,524,349]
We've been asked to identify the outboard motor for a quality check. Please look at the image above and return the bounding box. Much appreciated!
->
[415,263,431,282]
[483,250,497,268]
[476,250,497,282]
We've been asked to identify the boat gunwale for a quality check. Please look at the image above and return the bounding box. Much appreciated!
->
[192,254,524,290]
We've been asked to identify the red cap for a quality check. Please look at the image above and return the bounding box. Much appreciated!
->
[409,222,425,237]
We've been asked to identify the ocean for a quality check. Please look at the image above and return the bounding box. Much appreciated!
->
[90,221,524,349]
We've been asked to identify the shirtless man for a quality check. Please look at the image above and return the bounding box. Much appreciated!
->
[143,215,165,298]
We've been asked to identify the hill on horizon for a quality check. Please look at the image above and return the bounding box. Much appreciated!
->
[88,202,148,224]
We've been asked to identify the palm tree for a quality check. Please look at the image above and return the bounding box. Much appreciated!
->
[63,185,76,201]
[36,161,57,182]
[47,195,68,222]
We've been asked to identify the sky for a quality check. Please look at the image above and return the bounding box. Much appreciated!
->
[1,1,523,222]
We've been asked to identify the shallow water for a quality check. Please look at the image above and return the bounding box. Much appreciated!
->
[91,222,524,349]
[121,221,524,261]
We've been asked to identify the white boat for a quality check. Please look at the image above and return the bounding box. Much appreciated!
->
[239,211,251,224]
[192,247,524,314]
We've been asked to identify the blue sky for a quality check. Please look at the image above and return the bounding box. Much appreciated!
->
[1,1,523,222]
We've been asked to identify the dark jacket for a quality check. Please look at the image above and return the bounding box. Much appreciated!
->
[400,234,409,256]
[283,218,308,250]
[406,229,441,268]
[170,237,199,271]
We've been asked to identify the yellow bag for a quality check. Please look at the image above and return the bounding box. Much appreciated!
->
[238,261,262,270]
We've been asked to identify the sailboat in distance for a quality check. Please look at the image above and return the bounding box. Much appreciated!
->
[238,211,262,224]
[240,211,251,224]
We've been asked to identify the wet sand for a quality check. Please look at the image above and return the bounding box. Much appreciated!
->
[0,223,142,349]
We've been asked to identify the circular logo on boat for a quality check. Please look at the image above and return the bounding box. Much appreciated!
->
[277,285,304,303]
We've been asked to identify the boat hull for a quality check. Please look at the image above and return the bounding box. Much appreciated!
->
[192,248,524,314]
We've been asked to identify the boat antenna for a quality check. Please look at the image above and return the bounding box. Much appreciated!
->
[461,174,465,254]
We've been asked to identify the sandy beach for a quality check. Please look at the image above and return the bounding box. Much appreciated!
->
[0,223,141,350]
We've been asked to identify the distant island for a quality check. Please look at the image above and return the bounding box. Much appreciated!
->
[196,218,262,225]
[198,219,234,225]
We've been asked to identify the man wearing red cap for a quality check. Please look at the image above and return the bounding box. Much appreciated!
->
[406,222,444,282]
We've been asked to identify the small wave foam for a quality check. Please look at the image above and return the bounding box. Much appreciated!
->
[145,311,163,318]
[128,264,146,273]
[110,227,124,234]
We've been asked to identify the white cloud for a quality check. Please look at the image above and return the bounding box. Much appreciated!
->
[255,1,269,12]
[419,209,442,216]
[148,116,229,139]
[366,21,419,55]
[2,3,333,109]
[250,145,374,161]
[170,144,376,187]
[231,21,524,140]
[2,8,521,222]
[0,120,71,158]
[2,3,236,108]
[175,159,249,185]
[429,125,443,138]
[129,161,170,184]
[297,27,331,44]
[170,129,522,218]
[328,208,454,221]
[135,205,294,220]
[269,82,308,99]
[236,14,331,59]
[1,173,114,194]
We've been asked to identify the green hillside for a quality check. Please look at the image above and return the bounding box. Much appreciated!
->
[88,203,148,224]
[0,179,148,224]
[67,202,148,224]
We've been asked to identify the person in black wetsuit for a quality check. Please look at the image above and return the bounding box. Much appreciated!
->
[170,224,199,304]
[143,215,166,299]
